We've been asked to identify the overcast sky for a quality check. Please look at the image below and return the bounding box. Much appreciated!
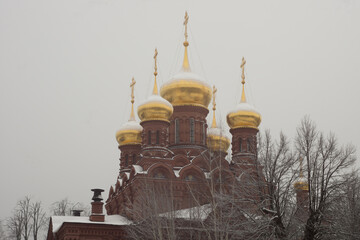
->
[1,0,359,220]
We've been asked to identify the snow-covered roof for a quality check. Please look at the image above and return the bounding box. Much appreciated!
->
[118,120,143,131]
[139,94,173,108]
[51,215,132,233]
[228,102,260,115]
[133,165,145,175]
[165,71,211,89]
[160,204,212,221]
[207,127,229,138]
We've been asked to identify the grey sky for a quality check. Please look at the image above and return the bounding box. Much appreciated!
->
[1,0,359,220]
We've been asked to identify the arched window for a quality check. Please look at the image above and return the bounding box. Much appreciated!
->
[190,118,195,143]
[185,174,197,181]
[154,172,166,179]
[156,130,160,144]
[239,138,242,152]
[132,154,136,164]
[125,154,129,167]
[175,119,180,144]
[247,138,251,152]
[148,130,152,145]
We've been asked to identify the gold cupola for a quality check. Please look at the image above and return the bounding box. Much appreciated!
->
[116,78,143,146]
[227,57,262,130]
[207,86,230,152]
[137,49,173,122]
[160,12,212,109]
[294,157,309,191]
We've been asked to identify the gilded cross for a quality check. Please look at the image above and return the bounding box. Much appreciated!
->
[154,48,158,76]
[240,57,246,84]
[184,11,189,44]
[130,77,136,104]
[212,85,217,111]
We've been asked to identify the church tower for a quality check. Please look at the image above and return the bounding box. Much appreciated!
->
[226,57,261,166]
[137,49,173,155]
[115,78,143,174]
[160,12,212,157]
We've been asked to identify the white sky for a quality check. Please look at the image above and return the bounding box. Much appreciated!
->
[1,0,359,220]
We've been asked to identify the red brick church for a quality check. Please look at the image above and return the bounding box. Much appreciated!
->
[47,13,307,240]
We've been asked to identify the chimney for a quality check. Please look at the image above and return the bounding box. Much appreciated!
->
[89,188,105,222]
[72,210,83,216]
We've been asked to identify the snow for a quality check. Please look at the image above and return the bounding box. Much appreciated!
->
[118,120,143,131]
[160,204,212,221]
[51,215,132,233]
[163,70,211,89]
[207,127,228,138]
[139,94,173,108]
[228,102,260,115]
[132,165,144,175]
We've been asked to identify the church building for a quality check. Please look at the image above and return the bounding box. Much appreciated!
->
[47,13,307,240]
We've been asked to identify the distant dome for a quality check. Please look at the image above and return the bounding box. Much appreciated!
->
[207,127,230,153]
[115,120,143,146]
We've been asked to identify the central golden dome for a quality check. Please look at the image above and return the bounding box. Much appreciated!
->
[160,13,212,109]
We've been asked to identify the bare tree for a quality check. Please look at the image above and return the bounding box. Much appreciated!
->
[31,201,47,240]
[0,220,7,240]
[51,198,73,216]
[18,196,32,240]
[258,130,299,239]
[295,116,356,240]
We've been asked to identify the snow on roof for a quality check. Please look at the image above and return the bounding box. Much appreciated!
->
[173,169,180,177]
[133,165,144,175]
[207,127,229,138]
[228,102,260,115]
[118,120,143,131]
[124,172,130,179]
[139,94,173,108]
[160,204,212,221]
[164,71,211,89]
[51,215,132,233]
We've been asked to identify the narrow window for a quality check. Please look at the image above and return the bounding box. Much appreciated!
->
[156,130,160,144]
[247,138,251,152]
[148,130,152,145]
[239,138,242,152]
[132,154,136,164]
[202,122,206,145]
[125,154,129,167]
[175,119,180,144]
[190,118,195,143]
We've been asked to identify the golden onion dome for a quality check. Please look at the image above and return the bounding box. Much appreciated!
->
[138,48,173,123]
[227,57,262,130]
[207,85,230,152]
[294,157,309,191]
[160,12,212,109]
[115,78,143,146]
[116,120,143,146]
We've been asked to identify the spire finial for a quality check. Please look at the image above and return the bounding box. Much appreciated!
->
[152,48,159,95]
[129,77,136,121]
[299,157,304,178]
[240,57,247,103]
[182,11,190,71]
[211,85,217,128]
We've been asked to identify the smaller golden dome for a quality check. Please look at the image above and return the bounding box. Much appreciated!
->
[116,120,143,146]
[227,57,261,130]
[207,128,230,153]
[294,157,309,191]
[207,85,230,152]
[137,48,173,123]
[116,78,143,146]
